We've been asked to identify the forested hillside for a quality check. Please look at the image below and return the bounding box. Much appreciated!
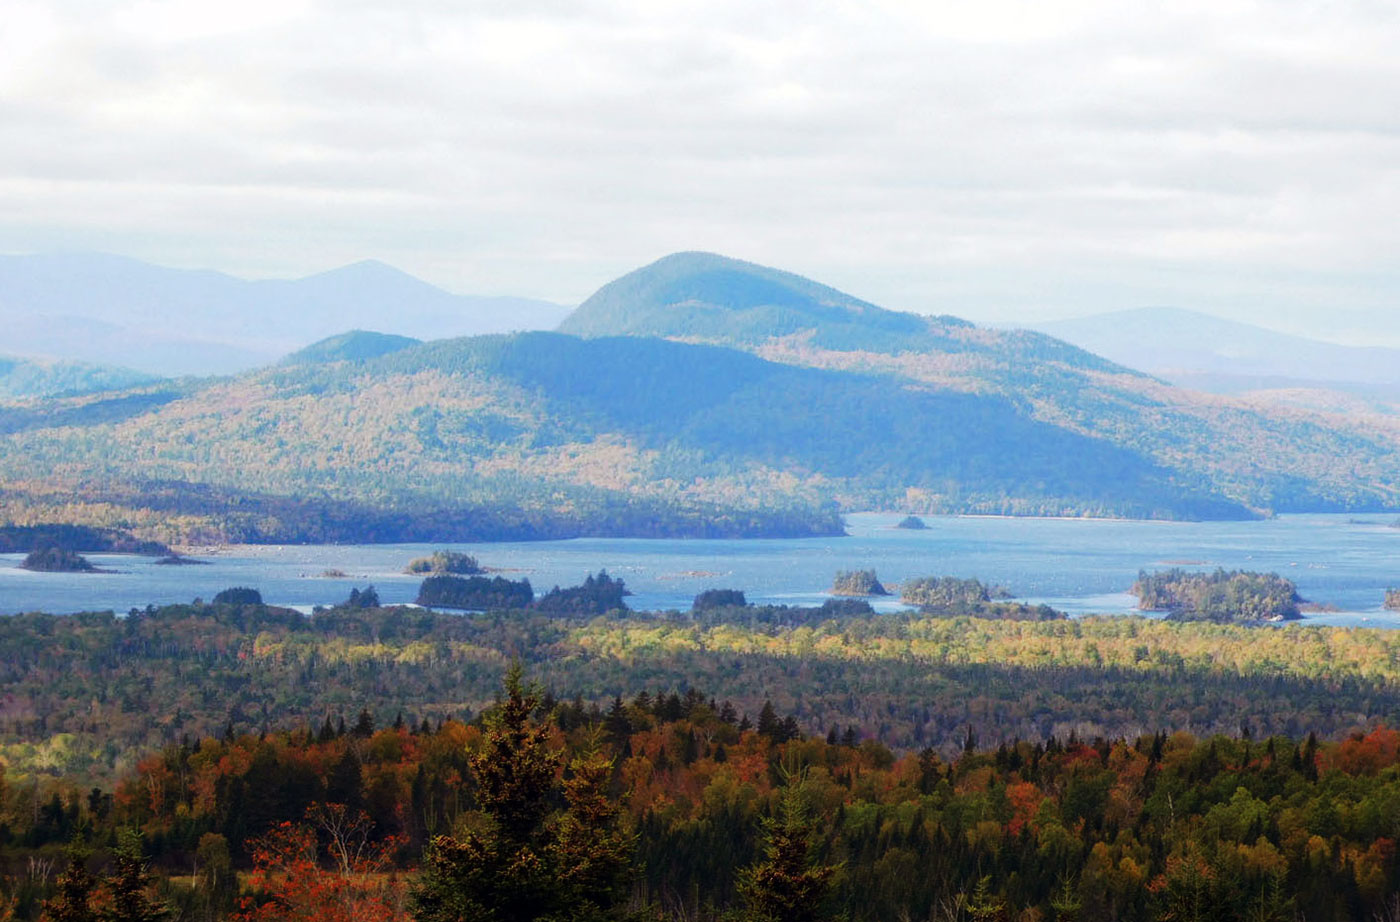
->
[0,356,157,400]
[0,331,1247,545]
[3,253,1400,545]
[562,252,1400,515]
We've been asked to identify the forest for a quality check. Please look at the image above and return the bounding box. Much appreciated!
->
[7,588,1400,918]
[6,664,1400,921]
[9,591,1400,784]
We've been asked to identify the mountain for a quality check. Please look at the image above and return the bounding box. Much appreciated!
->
[281,331,421,366]
[1027,307,1400,390]
[3,252,1400,547]
[0,329,1249,546]
[0,253,572,375]
[557,253,1400,515]
[0,355,158,400]
[560,251,1110,367]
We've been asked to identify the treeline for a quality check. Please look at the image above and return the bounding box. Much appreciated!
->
[8,675,1400,920]
[0,524,168,555]
[0,477,845,548]
[12,598,1400,786]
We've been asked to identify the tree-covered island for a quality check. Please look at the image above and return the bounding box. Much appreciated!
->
[1133,568,1303,622]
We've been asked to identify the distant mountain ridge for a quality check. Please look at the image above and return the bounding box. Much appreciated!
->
[0,252,572,376]
[561,252,1121,369]
[281,331,421,366]
[554,252,1400,516]
[2,251,1399,546]
[1027,307,1400,389]
[0,355,158,400]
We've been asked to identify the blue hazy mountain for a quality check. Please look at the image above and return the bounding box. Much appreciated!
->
[560,251,1119,367]
[0,356,158,400]
[1027,307,1400,390]
[554,253,1400,516]
[4,252,1400,548]
[0,252,571,375]
[280,330,422,366]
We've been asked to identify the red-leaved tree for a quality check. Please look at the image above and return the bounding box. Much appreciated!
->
[235,806,405,922]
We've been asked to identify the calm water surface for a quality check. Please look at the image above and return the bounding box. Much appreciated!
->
[2,512,1398,625]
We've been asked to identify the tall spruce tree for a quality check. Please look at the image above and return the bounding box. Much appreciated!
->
[554,736,635,921]
[411,664,633,922]
[735,770,836,922]
[40,843,97,922]
[101,830,169,922]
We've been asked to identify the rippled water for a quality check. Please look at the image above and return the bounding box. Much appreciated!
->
[2,512,1398,626]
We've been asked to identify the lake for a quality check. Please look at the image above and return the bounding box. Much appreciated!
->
[2,512,1399,625]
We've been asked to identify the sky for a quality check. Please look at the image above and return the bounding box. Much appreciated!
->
[3,0,1399,343]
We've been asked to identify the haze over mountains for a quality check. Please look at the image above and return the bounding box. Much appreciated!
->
[2,250,1399,546]
[0,356,157,401]
[1029,308,1400,402]
[0,253,571,376]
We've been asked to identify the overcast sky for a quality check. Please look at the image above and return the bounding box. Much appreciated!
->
[3,0,1399,342]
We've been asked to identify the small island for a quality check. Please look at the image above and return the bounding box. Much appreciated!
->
[417,574,534,610]
[1132,568,1302,623]
[901,575,1062,620]
[19,546,101,573]
[212,587,263,606]
[831,569,889,596]
[533,571,630,615]
[1385,588,1400,611]
[405,550,482,575]
[154,553,207,566]
[895,515,927,530]
[693,588,748,611]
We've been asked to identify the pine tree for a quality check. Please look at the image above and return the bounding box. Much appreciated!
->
[552,735,635,921]
[101,830,169,922]
[1048,875,1081,922]
[964,876,1005,922]
[40,843,97,922]
[411,663,563,922]
[735,770,836,922]
[757,701,780,738]
[1246,869,1294,922]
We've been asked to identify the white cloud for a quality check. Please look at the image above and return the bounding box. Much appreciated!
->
[1,0,1399,342]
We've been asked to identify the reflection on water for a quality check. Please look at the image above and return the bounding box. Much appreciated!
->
[2,512,1399,627]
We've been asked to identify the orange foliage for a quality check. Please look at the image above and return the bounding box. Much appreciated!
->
[234,811,405,922]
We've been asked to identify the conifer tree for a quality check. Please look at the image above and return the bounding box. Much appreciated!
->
[411,663,563,922]
[1048,875,1081,922]
[553,735,635,921]
[40,843,97,922]
[736,770,836,922]
[101,830,169,922]
[964,876,1005,922]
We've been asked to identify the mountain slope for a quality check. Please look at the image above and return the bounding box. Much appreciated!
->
[557,253,1400,515]
[0,253,572,375]
[0,356,159,400]
[561,252,1117,369]
[280,330,421,366]
[0,329,1254,546]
